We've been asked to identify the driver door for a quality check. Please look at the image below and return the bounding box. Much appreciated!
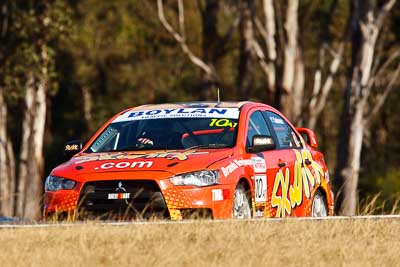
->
[245,110,281,217]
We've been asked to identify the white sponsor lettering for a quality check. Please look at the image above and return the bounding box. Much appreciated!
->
[113,108,240,122]
[252,157,266,173]
[108,193,131,199]
[212,189,223,201]
[99,162,114,169]
[221,159,253,177]
[270,116,284,124]
[221,162,239,177]
[95,161,153,170]
[254,174,267,203]
[108,193,117,199]
[115,162,130,168]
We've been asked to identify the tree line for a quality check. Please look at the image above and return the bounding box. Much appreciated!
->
[0,0,399,219]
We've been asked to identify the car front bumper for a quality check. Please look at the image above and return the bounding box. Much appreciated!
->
[43,178,234,220]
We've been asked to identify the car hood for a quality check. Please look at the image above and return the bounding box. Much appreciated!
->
[51,148,233,181]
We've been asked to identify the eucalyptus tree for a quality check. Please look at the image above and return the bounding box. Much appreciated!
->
[335,0,397,215]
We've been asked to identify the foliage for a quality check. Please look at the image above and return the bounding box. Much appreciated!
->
[1,0,71,101]
[0,0,399,212]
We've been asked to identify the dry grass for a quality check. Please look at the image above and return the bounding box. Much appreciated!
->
[0,219,399,267]
[358,193,400,215]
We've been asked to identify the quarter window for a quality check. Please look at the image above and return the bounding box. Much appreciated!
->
[246,111,271,147]
[264,111,302,149]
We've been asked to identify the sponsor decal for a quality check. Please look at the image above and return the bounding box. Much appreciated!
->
[107,181,131,202]
[212,189,223,201]
[269,116,284,124]
[65,144,79,151]
[108,193,130,200]
[94,161,153,170]
[254,174,267,203]
[76,150,208,164]
[221,159,253,177]
[113,108,240,122]
[209,118,238,128]
[271,149,324,217]
[221,162,239,177]
[252,157,266,173]
[219,158,261,178]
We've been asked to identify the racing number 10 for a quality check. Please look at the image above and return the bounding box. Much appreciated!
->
[255,174,267,203]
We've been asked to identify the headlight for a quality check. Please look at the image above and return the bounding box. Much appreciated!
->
[45,175,76,192]
[170,170,219,187]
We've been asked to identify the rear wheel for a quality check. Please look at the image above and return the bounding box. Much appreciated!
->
[311,190,327,217]
[233,183,251,219]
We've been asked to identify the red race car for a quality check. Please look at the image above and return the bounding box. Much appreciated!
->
[43,102,334,220]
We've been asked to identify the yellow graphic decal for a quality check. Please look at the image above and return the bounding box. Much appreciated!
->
[289,152,303,208]
[271,149,325,217]
[271,168,291,217]
[301,149,324,186]
[75,150,208,164]
[209,118,237,128]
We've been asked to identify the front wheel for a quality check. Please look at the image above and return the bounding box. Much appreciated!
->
[233,183,252,219]
[311,190,328,217]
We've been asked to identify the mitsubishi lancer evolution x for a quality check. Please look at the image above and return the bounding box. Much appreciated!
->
[43,102,334,220]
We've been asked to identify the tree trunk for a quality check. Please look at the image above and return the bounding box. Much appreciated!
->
[335,0,392,215]
[292,48,304,124]
[199,0,219,100]
[17,63,48,220]
[279,0,299,121]
[262,0,277,102]
[16,74,35,218]
[158,0,219,101]
[0,89,15,216]
[307,44,344,130]
[340,102,365,215]
[237,0,255,99]
[82,86,93,132]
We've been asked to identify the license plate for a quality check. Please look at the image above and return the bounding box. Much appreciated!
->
[108,193,131,200]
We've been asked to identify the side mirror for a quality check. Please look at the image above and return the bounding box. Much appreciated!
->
[296,128,318,149]
[248,135,275,153]
[63,140,83,159]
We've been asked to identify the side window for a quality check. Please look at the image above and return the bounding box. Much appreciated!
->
[264,111,302,149]
[246,111,271,147]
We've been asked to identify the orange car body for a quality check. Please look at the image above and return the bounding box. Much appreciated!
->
[43,102,334,220]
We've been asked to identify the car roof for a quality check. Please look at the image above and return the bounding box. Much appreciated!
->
[130,101,256,111]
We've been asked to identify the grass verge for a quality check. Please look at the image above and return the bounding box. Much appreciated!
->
[0,218,398,266]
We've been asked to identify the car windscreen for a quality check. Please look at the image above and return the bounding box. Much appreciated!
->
[88,108,240,152]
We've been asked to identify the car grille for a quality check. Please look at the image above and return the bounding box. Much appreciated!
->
[77,180,169,220]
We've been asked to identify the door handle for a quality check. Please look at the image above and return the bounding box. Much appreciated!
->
[278,161,286,168]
